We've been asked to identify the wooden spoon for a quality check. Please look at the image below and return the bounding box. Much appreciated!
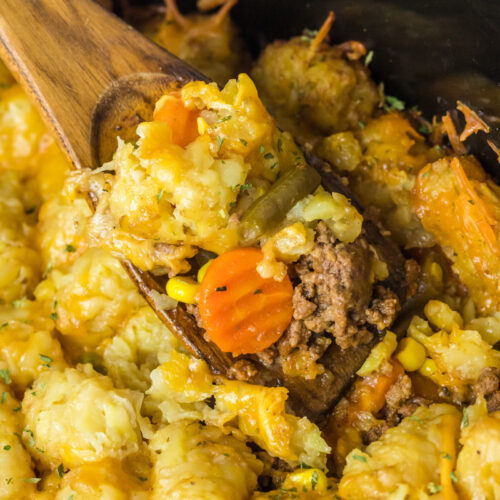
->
[0,0,233,374]
[0,0,408,423]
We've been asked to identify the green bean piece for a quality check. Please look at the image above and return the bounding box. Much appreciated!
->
[239,164,321,244]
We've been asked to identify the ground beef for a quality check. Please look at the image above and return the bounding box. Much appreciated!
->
[184,303,204,329]
[473,367,500,412]
[365,286,401,331]
[227,359,259,381]
[385,374,413,409]
[291,222,400,350]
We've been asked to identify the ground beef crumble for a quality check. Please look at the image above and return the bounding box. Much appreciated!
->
[473,367,500,412]
[290,222,400,350]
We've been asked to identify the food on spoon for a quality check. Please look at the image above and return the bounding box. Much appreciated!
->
[79,73,406,422]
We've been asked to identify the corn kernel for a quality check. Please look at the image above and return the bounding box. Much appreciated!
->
[197,117,209,135]
[428,262,443,289]
[283,468,328,492]
[395,337,426,371]
[419,358,438,378]
[197,260,213,283]
[166,276,200,304]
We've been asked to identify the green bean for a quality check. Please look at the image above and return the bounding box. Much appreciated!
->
[239,164,321,244]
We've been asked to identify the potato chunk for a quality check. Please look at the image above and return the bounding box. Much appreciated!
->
[22,366,143,469]
[338,404,461,499]
[0,384,37,499]
[35,248,145,351]
[149,420,262,500]
[456,410,500,498]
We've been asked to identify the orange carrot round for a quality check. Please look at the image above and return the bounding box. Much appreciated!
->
[197,247,293,355]
[153,92,199,147]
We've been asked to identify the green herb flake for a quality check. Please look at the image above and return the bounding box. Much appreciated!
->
[264,152,274,160]
[239,138,247,146]
[384,95,405,111]
[3,445,11,450]
[218,115,232,123]
[419,124,431,134]
[358,121,365,129]
[156,188,165,203]
[311,470,319,491]
[427,482,442,494]
[259,145,265,154]
[23,478,41,484]
[12,405,21,412]
[253,289,263,295]
[461,410,469,429]
[13,300,20,309]
[1,392,6,404]
[409,416,422,423]
[57,463,65,478]
[239,183,253,193]
[215,286,227,292]
[138,476,147,482]
[277,138,283,153]
[229,201,236,208]
[23,429,35,447]
[364,50,374,66]
[63,244,76,253]
[25,206,36,215]
[468,199,475,205]
[6,477,12,484]
[0,370,11,385]
[300,462,312,469]
[39,354,53,364]
[423,171,430,178]
[352,454,367,463]
[450,471,458,483]
[217,136,225,153]
[441,452,452,460]
[270,162,279,170]
[68,495,74,500]
[50,312,58,321]
[36,447,44,454]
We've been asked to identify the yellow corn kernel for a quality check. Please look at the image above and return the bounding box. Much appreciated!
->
[283,468,328,493]
[429,262,443,289]
[166,276,199,304]
[197,117,209,135]
[419,358,438,378]
[395,337,426,371]
[197,260,213,283]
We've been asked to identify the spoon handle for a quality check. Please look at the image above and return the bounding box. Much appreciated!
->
[0,0,200,169]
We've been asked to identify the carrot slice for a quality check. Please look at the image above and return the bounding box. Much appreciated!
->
[153,93,200,147]
[197,247,293,355]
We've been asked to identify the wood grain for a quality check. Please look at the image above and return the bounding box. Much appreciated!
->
[0,0,205,169]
